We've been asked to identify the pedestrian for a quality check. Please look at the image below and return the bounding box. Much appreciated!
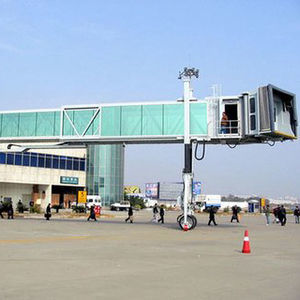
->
[158,205,165,224]
[125,206,133,223]
[17,199,24,213]
[278,205,286,226]
[264,205,271,226]
[220,111,229,134]
[293,206,300,224]
[0,201,4,219]
[29,200,34,213]
[87,205,97,221]
[45,203,51,221]
[152,203,159,222]
[7,202,14,219]
[230,205,239,223]
[273,205,280,223]
[208,206,218,226]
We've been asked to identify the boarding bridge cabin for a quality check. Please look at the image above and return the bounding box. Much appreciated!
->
[206,84,297,144]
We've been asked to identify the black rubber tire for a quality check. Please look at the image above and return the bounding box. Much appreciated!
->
[190,215,197,229]
[178,215,195,231]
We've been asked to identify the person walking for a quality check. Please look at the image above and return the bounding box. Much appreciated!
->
[264,205,271,226]
[158,205,165,224]
[87,205,97,221]
[152,203,159,222]
[45,203,51,221]
[7,202,14,219]
[125,206,133,223]
[230,205,239,223]
[273,205,280,223]
[208,206,218,226]
[293,206,300,224]
[0,201,4,219]
[278,205,286,226]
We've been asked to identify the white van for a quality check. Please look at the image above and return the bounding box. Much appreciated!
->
[86,195,102,209]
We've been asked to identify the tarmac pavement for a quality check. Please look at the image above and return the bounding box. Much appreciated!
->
[0,211,299,300]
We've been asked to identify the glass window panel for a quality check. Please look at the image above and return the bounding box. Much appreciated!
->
[73,158,79,170]
[38,154,45,168]
[7,153,14,165]
[250,115,256,131]
[80,159,85,171]
[15,153,22,165]
[0,152,6,164]
[45,155,52,168]
[66,159,72,170]
[30,153,37,167]
[53,156,59,169]
[59,157,66,169]
[250,98,256,113]
[23,153,30,166]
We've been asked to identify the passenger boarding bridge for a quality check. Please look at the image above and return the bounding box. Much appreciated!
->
[0,68,297,230]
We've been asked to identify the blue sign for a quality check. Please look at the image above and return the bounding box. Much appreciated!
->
[192,181,201,195]
[145,183,159,199]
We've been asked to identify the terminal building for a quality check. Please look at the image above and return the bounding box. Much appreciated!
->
[0,144,124,209]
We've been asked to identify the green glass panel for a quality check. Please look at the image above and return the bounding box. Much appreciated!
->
[121,106,142,136]
[92,113,100,135]
[0,114,2,137]
[63,111,75,136]
[36,112,58,136]
[19,112,36,136]
[163,104,184,135]
[101,106,121,136]
[73,110,95,136]
[54,111,61,136]
[142,105,163,136]
[1,113,19,137]
[190,103,208,135]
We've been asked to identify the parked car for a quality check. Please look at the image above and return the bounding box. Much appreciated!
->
[110,201,130,211]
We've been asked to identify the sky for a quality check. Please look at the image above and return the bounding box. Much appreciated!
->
[0,0,299,198]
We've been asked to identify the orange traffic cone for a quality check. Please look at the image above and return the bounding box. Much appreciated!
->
[242,230,251,254]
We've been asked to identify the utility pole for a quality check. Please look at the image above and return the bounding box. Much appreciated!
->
[178,67,199,230]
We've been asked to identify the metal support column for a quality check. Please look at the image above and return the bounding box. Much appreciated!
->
[179,67,199,230]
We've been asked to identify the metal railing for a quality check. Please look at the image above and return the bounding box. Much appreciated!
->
[217,120,241,135]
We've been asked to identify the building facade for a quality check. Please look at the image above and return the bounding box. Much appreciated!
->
[0,144,125,209]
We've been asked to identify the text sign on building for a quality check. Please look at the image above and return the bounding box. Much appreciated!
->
[78,191,87,203]
[60,176,79,185]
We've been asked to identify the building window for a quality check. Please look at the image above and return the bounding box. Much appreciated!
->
[59,157,66,170]
[23,153,30,166]
[73,158,79,171]
[15,153,22,165]
[0,152,6,164]
[66,158,73,170]
[30,153,38,167]
[38,154,45,168]
[52,155,59,169]
[7,153,14,165]
[45,155,52,168]
[80,159,85,171]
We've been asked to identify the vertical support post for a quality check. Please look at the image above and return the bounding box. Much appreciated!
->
[178,67,199,230]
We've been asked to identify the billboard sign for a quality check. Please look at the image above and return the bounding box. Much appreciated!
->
[145,183,159,199]
[159,182,183,200]
[193,181,201,195]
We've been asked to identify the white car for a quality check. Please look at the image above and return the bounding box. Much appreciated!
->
[110,201,130,211]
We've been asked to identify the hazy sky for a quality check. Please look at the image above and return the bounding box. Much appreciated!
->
[0,0,299,198]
